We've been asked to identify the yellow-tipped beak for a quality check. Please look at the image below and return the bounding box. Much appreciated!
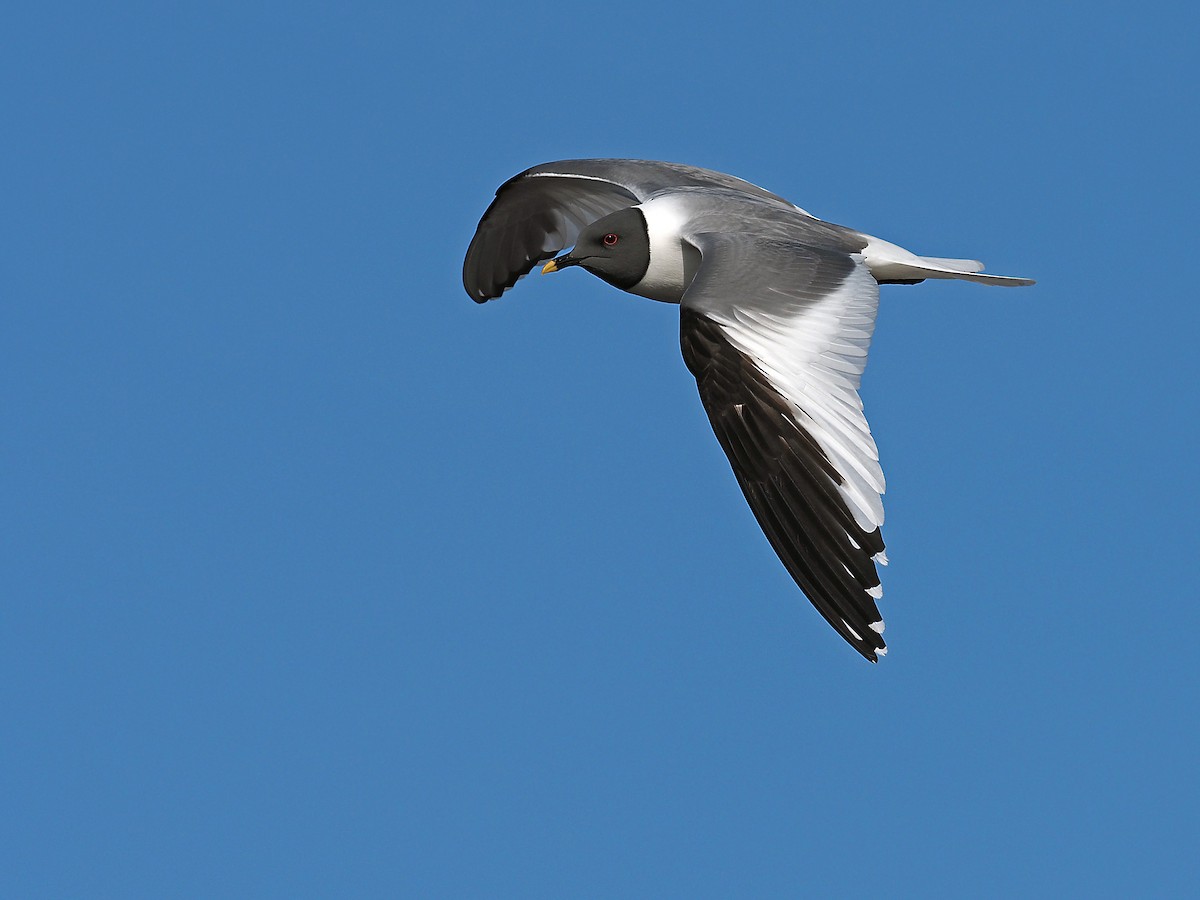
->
[541,259,560,274]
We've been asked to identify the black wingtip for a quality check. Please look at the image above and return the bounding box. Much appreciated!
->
[858,642,883,664]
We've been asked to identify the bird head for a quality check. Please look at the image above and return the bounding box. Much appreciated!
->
[541,207,650,291]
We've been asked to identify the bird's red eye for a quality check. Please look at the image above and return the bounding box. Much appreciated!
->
[602,232,619,246]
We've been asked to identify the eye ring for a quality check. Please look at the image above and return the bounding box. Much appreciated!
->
[602,232,619,246]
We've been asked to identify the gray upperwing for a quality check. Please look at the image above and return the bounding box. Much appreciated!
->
[462,159,803,303]
[463,172,639,302]
[521,159,799,205]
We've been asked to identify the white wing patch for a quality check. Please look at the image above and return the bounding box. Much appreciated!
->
[704,263,886,532]
[525,172,622,184]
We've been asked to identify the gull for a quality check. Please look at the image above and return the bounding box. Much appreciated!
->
[463,159,1033,661]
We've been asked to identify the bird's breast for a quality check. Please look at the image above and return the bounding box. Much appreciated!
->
[629,197,695,304]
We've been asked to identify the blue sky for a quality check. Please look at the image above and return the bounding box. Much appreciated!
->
[3,1,1197,896]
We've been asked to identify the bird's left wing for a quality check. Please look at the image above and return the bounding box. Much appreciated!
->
[679,233,889,661]
[463,160,799,302]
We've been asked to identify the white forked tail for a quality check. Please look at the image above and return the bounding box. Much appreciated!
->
[857,234,1036,286]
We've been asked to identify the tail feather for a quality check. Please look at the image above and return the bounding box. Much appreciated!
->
[857,234,1035,287]
[918,256,985,273]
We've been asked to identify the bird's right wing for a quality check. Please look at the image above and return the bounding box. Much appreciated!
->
[680,232,888,661]
[463,160,797,302]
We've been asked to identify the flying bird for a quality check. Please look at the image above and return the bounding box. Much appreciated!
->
[463,159,1033,661]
